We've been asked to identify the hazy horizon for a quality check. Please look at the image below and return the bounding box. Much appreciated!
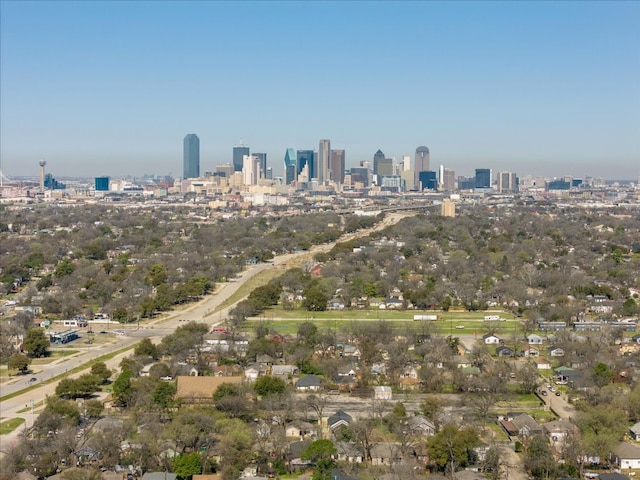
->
[1,1,639,180]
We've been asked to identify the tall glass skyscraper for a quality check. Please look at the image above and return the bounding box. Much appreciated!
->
[284,148,297,184]
[296,150,315,179]
[253,153,267,178]
[414,146,430,190]
[475,168,492,189]
[183,134,200,179]
[233,145,250,172]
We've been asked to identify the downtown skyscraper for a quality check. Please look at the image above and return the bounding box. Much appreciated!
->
[318,139,331,183]
[183,134,200,179]
[233,144,250,172]
[414,146,430,190]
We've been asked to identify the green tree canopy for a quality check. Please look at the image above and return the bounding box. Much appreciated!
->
[253,375,286,397]
[426,424,480,473]
[23,328,49,358]
[8,353,31,374]
[173,452,203,480]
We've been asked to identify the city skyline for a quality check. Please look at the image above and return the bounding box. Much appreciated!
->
[1,2,639,180]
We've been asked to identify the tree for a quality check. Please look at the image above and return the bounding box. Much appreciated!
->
[23,327,49,358]
[426,424,480,475]
[213,382,241,401]
[173,452,203,480]
[254,375,286,397]
[145,263,168,286]
[112,370,133,407]
[152,381,177,410]
[302,439,337,480]
[8,353,31,374]
[54,258,75,277]
[84,399,104,418]
[90,361,112,383]
[135,338,159,359]
[592,362,614,387]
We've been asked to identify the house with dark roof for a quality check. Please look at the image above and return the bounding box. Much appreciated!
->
[483,333,501,345]
[296,374,322,391]
[327,410,353,431]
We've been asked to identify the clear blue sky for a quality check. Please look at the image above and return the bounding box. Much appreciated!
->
[1,1,639,180]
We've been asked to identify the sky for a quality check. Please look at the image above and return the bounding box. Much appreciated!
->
[1,1,639,180]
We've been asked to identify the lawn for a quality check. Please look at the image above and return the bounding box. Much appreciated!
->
[245,307,522,337]
[31,349,80,365]
[0,417,25,435]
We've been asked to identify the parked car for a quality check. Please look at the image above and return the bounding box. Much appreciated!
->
[555,392,561,396]
[541,390,548,396]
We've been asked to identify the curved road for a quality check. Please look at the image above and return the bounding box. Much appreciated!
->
[0,212,410,454]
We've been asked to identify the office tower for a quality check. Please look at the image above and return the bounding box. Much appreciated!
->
[243,155,260,186]
[216,163,234,178]
[330,149,345,184]
[95,177,110,191]
[253,153,267,178]
[318,139,330,182]
[265,167,273,180]
[475,168,492,189]
[418,171,438,191]
[402,155,411,171]
[233,144,250,172]
[442,168,456,192]
[350,167,370,187]
[414,146,430,190]
[497,171,518,193]
[297,150,316,179]
[284,148,297,184]
[441,199,456,218]
[373,150,386,176]
[183,134,200,179]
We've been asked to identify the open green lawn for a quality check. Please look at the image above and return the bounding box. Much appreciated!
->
[245,307,522,336]
[0,417,25,435]
[31,349,79,365]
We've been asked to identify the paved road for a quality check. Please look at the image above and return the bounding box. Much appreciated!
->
[0,212,411,454]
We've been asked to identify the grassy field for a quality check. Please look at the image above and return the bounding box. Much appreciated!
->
[31,349,80,365]
[0,417,25,435]
[245,307,522,336]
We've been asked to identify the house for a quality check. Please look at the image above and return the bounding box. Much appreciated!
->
[332,375,357,391]
[374,386,392,400]
[483,333,501,345]
[543,419,576,445]
[527,334,544,345]
[406,415,436,436]
[244,365,260,381]
[287,440,313,470]
[334,442,364,463]
[523,347,540,357]
[370,443,403,466]
[496,346,514,357]
[285,421,316,440]
[296,374,323,392]
[533,357,552,370]
[500,413,542,438]
[629,422,640,441]
[547,346,565,357]
[176,376,243,404]
[271,365,299,379]
[342,345,361,358]
[327,410,352,431]
[453,355,473,368]
[611,442,640,470]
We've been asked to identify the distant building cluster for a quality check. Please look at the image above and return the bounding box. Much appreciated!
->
[0,135,637,207]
